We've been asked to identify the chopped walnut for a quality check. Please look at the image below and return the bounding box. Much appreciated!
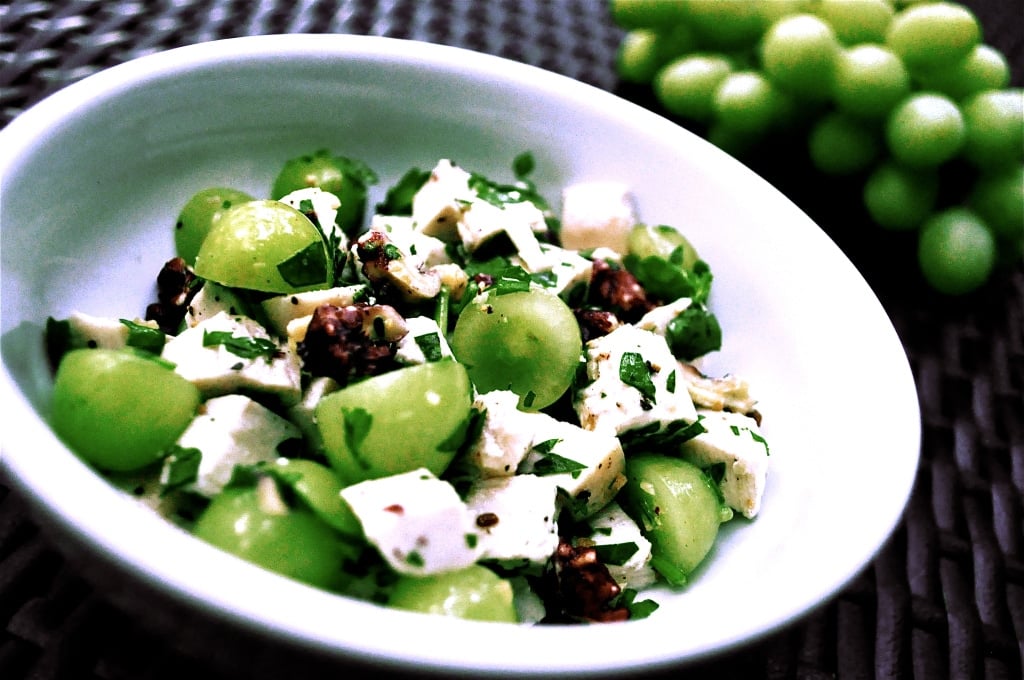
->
[145,257,202,334]
[356,230,441,302]
[587,259,655,323]
[297,303,406,385]
[552,540,629,623]
[574,308,621,343]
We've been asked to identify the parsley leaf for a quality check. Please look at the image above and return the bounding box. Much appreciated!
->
[119,319,166,355]
[664,303,722,361]
[414,333,444,362]
[202,330,279,361]
[592,541,639,566]
[376,167,431,215]
[277,240,329,288]
[619,351,657,404]
[621,416,706,451]
[342,407,373,469]
[158,445,202,495]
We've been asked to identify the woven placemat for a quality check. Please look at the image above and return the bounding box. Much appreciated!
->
[2,1,1021,678]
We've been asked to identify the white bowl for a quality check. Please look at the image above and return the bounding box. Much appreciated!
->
[0,34,920,677]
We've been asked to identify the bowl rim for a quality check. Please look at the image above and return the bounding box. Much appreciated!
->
[0,32,922,677]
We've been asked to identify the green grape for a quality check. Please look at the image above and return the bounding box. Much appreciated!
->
[269,458,363,537]
[885,1,980,75]
[914,44,1011,101]
[757,0,815,24]
[618,454,730,585]
[271,149,376,238]
[193,199,332,294]
[960,89,1024,169]
[815,0,895,46]
[50,349,200,472]
[316,361,473,484]
[193,483,351,590]
[705,121,761,157]
[683,0,766,51]
[712,71,788,135]
[653,54,734,122]
[175,187,254,267]
[608,0,689,28]
[617,30,665,84]
[885,93,965,167]
[863,160,939,230]
[759,14,841,101]
[917,208,996,295]
[969,165,1024,244]
[808,111,881,175]
[451,289,581,411]
[388,565,518,622]
[832,44,911,120]
[627,223,701,270]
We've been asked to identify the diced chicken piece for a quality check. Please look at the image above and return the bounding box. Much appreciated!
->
[161,311,302,405]
[464,474,560,570]
[680,409,769,519]
[581,501,658,590]
[575,325,697,437]
[518,416,626,519]
[261,284,367,338]
[340,468,481,576]
[559,181,636,254]
[394,316,454,365]
[170,394,301,497]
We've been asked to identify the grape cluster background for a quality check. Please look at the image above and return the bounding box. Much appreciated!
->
[1,1,1022,679]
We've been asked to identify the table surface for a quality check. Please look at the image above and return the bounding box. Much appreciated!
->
[1,1,1022,679]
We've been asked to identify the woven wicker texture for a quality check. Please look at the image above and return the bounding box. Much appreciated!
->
[2,1,1022,679]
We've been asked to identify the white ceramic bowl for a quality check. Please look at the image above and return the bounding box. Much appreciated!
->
[0,34,920,678]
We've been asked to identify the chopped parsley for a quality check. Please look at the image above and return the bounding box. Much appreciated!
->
[277,240,329,288]
[158,445,202,495]
[592,541,639,566]
[341,407,374,469]
[621,415,706,451]
[202,330,279,361]
[414,333,444,362]
[528,440,587,478]
[119,319,166,355]
[619,351,657,404]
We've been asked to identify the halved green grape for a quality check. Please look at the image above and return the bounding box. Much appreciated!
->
[683,0,766,51]
[885,93,965,167]
[316,361,473,484]
[627,223,701,270]
[388,565,518,622]
[193,482,352,590]
[960,89,1024,169]
[758,13,840,101]
[712,71,787,135]
[608,0,689,29]
[832,44,911,120]
[886,1,980,75]
[270,149,376,238]
[618,455,731,585]
[863,160,939,231]
[451,289,581,411]
[914,44,1011,101]
[917,208,996,295]
[969,165,1024,244]
[193,199,332,294]
[808,111,881,175]
[653,54,734,122]
[175,187,254,267]
[624,223,712,303]
[268,458,363,537]
[50,349,200,472]
[814,0,895,46]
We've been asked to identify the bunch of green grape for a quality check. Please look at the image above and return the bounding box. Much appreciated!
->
[611,0,1023,295]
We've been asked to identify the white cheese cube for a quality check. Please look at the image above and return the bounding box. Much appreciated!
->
[583,501,657,590]
[161,312,302,405]
[286,375,340,448]
[278,187,345,245]
[458,199,548,271]
[184,282,250,329]
[260,284,367,338]
[411,159,474,241]
[340,468,481,576]
[519,416,626,519]
[65,312,160,350]
[371,214,451,268]
[464,474,560,569]
[636,297,694,337]
[575,325,697,436]
[680,409,769,519]
[559,181,636,254]
[394,316,454,365]
[464,390,537,477]
[512,243,593,299]
[172,394,301,497]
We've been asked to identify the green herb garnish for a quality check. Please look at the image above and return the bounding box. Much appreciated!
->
[202,330,279,361]
[619,351,657,404]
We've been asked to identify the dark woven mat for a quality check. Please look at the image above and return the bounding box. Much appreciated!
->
[2,1,1021,678]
